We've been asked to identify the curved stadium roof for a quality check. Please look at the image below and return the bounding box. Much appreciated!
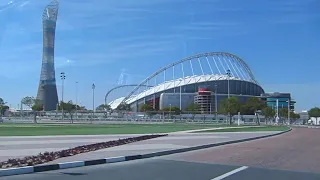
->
[109,74,243,109]
[108,52,261,109]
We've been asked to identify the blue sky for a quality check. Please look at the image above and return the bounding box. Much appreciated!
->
[0,0,319,111]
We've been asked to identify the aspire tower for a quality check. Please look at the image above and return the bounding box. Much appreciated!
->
[36,0,59,111]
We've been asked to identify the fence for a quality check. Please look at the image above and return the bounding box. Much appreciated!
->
[2,110,287,125]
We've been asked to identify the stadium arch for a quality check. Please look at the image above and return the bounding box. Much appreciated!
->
[111,52,264,112]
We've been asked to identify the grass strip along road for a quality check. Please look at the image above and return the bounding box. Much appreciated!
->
[196,126,290,133]
[0,123,240,136]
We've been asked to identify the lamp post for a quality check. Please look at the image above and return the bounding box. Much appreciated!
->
[214,83,218,118]
[226,69,231,98]
[179,79,182,111]
[60,72,66,121]
[75,81,78,120]
[286,99,290,125]
[20,102,22,119]
[226,70,231,124]
[276,99,279,124]
[92,83,96,122]
[169,103,172,119]
[20,99,23,119]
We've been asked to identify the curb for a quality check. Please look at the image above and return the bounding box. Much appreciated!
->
[0,128,292,177]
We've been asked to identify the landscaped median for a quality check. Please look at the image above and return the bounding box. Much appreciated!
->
[194,126,290,133]
[0,134,168,169]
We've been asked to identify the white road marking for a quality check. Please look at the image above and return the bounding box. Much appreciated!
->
[211,166,248,180]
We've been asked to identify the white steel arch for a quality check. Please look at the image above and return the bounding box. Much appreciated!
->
[104,84,153,106]
[119,52,260,106]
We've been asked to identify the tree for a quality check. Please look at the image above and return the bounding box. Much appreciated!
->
[21,96,35,109]
[0,98,9,116]
[185,103,200,120]
[140,104,154,112]
[245,97,266,125]
[279,108,288,119]
[59,101,77,123]
[308,107,320,125]
[262,106,275,124]
[246,97,266,112]
[96,104,111,111]
[78,105,87,111]
[220,96,241,125]
[0,98,5,106]
[161,106,181,115]
[290,112,300,124]
[0,105,9,116]
[31,99,43,123]
[96,104,111,117]
[240,104,252,115]
[292,112,300,119]
[140,104,156,116]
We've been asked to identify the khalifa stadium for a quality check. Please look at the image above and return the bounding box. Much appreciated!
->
[106,52,265,113]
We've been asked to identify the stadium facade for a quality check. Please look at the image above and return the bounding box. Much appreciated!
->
[36,0,59,111]
[107,52,282,113]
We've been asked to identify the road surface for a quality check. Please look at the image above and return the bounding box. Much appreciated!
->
[164,127,320,173]
[2,128,320,179]
[3,158,320,180]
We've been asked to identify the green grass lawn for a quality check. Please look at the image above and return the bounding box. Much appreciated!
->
[196,126,290,133]
[0,123,236,136]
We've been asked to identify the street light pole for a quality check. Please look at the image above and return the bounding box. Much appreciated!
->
[20,102,23,119]
[169,104,172,119]
[179,82,182,111]
[226,69,231,98]
[287,99,290,125]
[92,83,96,122]
[75,81,78,120]
[226,70,231,124]
[60,72,66,121]
[276,99,279,124]
[214,83,218,118]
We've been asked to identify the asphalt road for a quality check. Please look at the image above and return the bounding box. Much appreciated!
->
[2,159,320,180]
[165,127,320,173]
[1,128,320,179]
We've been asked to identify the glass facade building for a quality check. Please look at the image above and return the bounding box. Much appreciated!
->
[261,92,295,111]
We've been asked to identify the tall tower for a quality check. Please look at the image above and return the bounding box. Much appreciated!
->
[36,0,59,111]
